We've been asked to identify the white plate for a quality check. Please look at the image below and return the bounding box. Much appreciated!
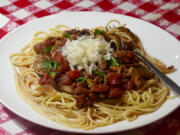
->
[0,12,180,134]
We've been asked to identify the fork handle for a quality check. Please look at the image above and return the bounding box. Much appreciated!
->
[133,49,180,96]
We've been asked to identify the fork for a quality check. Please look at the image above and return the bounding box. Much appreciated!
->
[120,38,180,96]
[133,49,180,96]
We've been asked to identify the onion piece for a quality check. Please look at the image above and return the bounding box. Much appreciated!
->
[39,84,57,96]
[59,85,73,94]
[106,33,122,50]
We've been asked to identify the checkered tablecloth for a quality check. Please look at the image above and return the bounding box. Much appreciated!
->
[0,0,180,135]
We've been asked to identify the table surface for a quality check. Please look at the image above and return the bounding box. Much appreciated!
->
[0,0,180,135]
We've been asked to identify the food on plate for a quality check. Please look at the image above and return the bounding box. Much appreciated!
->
[9,20,175,129]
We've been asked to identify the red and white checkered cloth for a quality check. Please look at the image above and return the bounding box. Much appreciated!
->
[0,0,180,135]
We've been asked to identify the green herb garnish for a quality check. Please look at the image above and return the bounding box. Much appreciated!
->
[45,45,53,53]
[43,60,53,69]
[76,77,87,83]
[39,45,53,55]
[94,71,107,84]
[94,29,106,36]
[40,51,45,55]
[64,33,71,38]
[53,61,59,69]
[40,50,45,55]
[49,72,56,76]
[107,56,119,66]
[46,71,56,78]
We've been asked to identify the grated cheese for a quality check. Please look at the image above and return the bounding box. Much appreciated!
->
[61,36,112,74]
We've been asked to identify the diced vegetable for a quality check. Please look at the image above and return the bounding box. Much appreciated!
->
[45,45,53,53]
[40,50,45,55]
[58,74,72,85]
[39,73,52,85]
[39,45,53,54]
[49,72,56,79]
[94,29,106,35]
[43,60,53,69]
[107,56,119,66]
[67,70,80,79]
[91,84,108,93]
[109,88,121,98]
[76,77,87,83]
[107,72,121,85]
[51,51,70,73]
[53,61,59,69]
[94,71,107,84]
[64,33,71,38]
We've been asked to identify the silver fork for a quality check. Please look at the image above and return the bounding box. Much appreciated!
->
[120,39,180,96]
[133,49,180,96]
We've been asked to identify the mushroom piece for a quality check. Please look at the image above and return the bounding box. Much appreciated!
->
[106,33,122,50]
[134,65,155,80]
[118,27,142,51]
[50,37,67,55]
[59,85,73,94]
[33,55,50,76]
[38,84,57,96]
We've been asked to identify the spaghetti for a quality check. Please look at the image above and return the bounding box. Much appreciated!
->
[9,20,175,130]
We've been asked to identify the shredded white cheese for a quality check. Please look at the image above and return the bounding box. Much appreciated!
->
[61,36,112,74]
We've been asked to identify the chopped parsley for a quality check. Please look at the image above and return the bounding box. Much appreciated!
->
[49,72,56,78]
[64,33,71,38]
[43,60,59,70]
[45,45,53,53]
[107,56,119,66]
[43,60,53,69]
[53,61,59,69]
[40,50,45,55]
[94,29,106,36]
[40,45,53,55]
[94,71,107,84]
[76,77,87,83]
